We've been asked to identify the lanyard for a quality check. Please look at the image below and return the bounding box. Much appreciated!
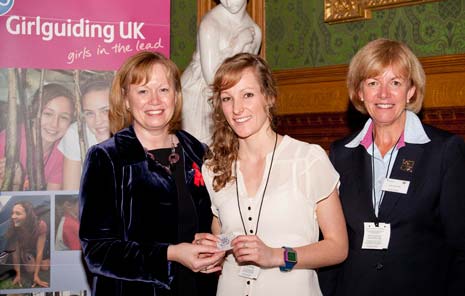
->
[371,132,400,221]
[235,133,277,236]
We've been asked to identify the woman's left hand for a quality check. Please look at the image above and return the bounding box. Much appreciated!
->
[231,235,282,268]
[32,275,48,288]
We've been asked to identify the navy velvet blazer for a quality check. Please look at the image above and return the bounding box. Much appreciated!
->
[79,126,215,296]
[319,124,465,296]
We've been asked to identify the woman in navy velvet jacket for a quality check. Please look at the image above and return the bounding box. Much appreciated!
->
[79,51,224,296]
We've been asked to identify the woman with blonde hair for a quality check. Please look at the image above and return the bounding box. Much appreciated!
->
[319,38,465,296]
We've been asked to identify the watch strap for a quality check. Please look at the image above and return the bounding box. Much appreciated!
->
[279,246,297,272]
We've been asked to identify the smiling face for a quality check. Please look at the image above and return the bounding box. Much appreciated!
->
[125,63,176,136]
[40,96,73,147]
[359,65,416,128]
[220,68,271,139]
[11,204,27,228]
[82,89,110,142]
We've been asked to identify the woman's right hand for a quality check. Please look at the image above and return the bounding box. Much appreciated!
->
[193,232,220,248]
[167,242,225,273]
[12,274,22,287]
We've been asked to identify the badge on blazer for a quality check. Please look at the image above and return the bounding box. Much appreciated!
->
[400,159,415,173]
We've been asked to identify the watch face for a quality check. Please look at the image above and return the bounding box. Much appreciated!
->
[286,251,297,263]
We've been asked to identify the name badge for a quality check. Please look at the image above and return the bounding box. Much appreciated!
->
[238,265,260,279]
[362,222,390,250]
[381,178,410,194]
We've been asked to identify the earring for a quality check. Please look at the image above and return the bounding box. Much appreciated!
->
[360,98,364,102]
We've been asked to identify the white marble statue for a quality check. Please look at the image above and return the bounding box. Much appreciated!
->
[181,0,262,143]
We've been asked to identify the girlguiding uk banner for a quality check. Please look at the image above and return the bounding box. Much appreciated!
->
[0,0,170,70]
[0,0,170,294]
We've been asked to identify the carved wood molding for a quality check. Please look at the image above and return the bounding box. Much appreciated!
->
[324,0,441,24]
[273,53,465,115]
[197,0,266,57]
[276,106,465,150]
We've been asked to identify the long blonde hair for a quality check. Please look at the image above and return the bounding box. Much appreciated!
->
[205,53,277,192]
[109,51,183,134]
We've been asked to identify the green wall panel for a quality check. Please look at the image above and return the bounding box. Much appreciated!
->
[170,0,197,70]
[267,0,465,69]
[171,0,465,70]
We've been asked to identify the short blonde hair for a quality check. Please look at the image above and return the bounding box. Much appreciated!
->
[109,51,182,134]
[347,38,425,114]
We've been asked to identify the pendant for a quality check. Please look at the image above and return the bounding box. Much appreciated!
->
[168,151,180,165]
[168,136,179,165]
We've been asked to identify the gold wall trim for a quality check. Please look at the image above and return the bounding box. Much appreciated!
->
[197,0,266,57]
[273,53,465,114]
[324,0,440,24]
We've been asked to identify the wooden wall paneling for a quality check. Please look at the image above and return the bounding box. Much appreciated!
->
[197,0,215,26]
[276,106,465,151]
[420,54,465,108]
[275,54,465,150]
[275,54,465,115]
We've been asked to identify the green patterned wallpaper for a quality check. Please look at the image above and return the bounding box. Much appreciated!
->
[170,0,197,69]
[266,0,465,69]
[171,0,465,70]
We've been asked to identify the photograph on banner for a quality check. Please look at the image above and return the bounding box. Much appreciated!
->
[54,194,79,251]
[1,0,170,293]
[0,69,113,192]
[0,194,51,290]
[0,0,171,191]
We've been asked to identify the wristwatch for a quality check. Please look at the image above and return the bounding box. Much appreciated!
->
[279,247,297,272]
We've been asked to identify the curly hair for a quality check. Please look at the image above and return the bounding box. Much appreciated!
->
[205,52,277,192]
[109,51,182,134]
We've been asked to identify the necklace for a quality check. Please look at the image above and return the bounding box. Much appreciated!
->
[146,135,180,174]
[235,133,278,236]
[168,135,180,166]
